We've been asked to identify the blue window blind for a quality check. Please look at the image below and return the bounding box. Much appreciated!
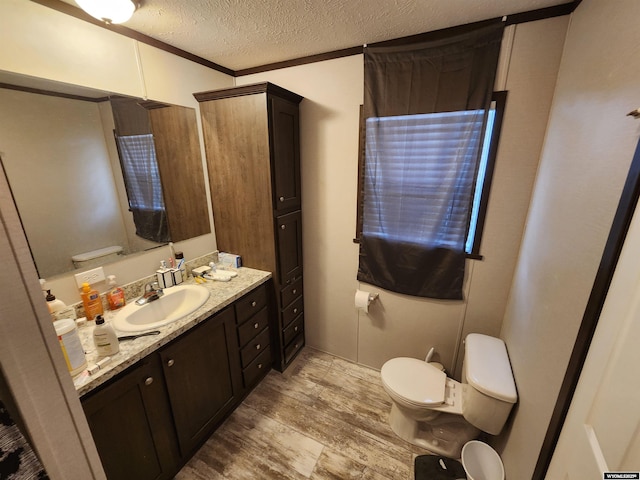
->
[363,109,486,253]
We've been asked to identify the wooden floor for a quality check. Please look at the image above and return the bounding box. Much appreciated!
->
[175,347,425,479]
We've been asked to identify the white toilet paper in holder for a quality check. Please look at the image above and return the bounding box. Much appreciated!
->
[355,289,379,313]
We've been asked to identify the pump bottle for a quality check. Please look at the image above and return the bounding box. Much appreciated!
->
[81,282,103,320]
[92,315,119,356]
[106,275,126,310]
[46,290,66,315]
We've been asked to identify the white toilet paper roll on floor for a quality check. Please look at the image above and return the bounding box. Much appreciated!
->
[355,289,377,313]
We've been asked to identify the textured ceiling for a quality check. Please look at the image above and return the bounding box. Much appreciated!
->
[62,0,571,71]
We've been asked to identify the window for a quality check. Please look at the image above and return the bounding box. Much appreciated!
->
[356,91,506,259]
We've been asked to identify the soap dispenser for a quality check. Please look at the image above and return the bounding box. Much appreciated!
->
[46,290,66,313]
[81,282,104,320]
[106,275,126,310]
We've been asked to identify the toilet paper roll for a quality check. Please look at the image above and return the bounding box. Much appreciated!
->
[355,289,374,313]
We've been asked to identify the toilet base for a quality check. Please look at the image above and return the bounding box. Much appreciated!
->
[388,403,480,458]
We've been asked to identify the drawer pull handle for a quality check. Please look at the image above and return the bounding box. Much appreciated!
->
[251,301,257,307]
[167,359,175,367]
[293,308,298,314]
[279,196,285,202]
[280,224,286,230]
[257,363,263,369]
[145,377,153,386]
[254,322,259,329]
[292,289,297,295]
[294,326,299,332]
[255,343,261,350]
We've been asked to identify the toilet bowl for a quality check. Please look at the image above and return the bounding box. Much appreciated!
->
[380,334,517,459]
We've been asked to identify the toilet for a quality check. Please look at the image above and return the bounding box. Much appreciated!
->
[380,333,517,458]
[72,245,123,269]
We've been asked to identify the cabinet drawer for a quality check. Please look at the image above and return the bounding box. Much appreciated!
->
[243,346,271,388]
[283,314,304,346]
[235,284,267,325]
[282,295,303,328]
[280,276,303,308]
[237,307,269,347]
[241,327,270,368]
[284,332,304,365]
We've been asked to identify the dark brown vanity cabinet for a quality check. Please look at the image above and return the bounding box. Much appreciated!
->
[81,304,244,479]
[195,82,305,371]
[159,306,241,457]
[81,355,179,480]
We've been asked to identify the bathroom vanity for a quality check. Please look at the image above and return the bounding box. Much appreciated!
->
[77,268,272,480]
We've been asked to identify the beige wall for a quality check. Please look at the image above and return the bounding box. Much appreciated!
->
[499,0,640,477]
[237,16,569,375]
[453,17,569,377]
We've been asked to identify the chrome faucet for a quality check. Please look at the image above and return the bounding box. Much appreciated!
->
[135,281,164,305]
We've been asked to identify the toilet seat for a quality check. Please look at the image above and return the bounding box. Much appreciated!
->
[381,358,446,406]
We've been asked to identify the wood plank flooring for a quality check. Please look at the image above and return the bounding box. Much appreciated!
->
[175,347,426,479]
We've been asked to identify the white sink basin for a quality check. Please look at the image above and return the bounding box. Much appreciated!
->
[112,284,210,332]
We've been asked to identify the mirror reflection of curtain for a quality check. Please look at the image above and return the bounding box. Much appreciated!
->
[115,133,170,243]
[358,20,504,299]
[110,97,169,243]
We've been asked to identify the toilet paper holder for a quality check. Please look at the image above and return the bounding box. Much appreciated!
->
[355,289,379,313]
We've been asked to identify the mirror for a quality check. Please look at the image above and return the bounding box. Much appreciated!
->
[0,72,210,278]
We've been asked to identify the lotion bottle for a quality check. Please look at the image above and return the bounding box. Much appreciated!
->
[92,315,119,356]
[45,290,67,319]
[106,275,126,310]
[81,282,104,320]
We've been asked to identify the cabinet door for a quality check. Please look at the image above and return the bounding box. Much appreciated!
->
[149,104,211,242]
[82,356,179,480]
[275,210,303,284]
[270,95,301,213]
[160,307,240,456]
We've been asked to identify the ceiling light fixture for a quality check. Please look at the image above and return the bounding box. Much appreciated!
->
[75,0,137,24]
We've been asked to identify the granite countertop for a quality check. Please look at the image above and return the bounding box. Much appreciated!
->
[73,267,272,397]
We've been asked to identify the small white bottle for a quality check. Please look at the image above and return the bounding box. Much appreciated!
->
[46,290,67,315]
[93,315,119,356]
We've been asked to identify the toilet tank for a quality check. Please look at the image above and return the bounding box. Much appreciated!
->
[72,246,123,269]
[461,333,517,435]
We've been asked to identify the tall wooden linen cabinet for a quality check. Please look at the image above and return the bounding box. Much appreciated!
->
[195,83,304,371]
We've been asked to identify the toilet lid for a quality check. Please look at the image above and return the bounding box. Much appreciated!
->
[381,358,446,406]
